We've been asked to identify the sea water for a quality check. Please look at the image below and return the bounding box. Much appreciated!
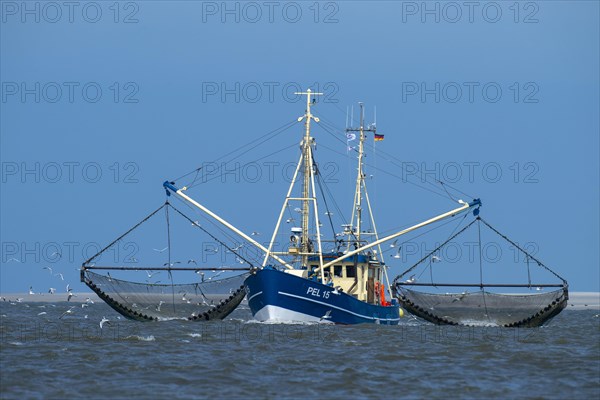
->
[1,301,598,399]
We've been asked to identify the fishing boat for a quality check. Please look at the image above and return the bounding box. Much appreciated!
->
[161,90,481,324]
[84,89,569,328]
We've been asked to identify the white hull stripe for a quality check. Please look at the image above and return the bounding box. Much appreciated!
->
[247,291,263,302]
[253,305,332,323]
[277,291,400,322]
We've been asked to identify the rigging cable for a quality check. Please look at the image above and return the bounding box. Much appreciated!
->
[317,115,475,202]
[165,203,177,312]
[82,203,167,266]
[168,203,256,267]
[478,217,567,284]
[187,142,298,189]
[172,119,298,186]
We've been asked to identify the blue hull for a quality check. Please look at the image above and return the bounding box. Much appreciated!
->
[245,268,400,325]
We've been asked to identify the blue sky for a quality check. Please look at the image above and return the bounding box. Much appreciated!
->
[1,1,598,293]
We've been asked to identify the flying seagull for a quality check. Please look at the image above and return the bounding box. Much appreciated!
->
[100,317,110,329]
[320,310,332,321]
[153,247,168,253]
[59,306,75,319]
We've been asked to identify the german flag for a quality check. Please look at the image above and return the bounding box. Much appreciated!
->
[374,134,384,142]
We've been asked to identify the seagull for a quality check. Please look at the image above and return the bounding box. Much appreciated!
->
[153,247,168,253]
[81,303,88,308]
[85,297,94,304]
[452,291,468,302]
[146,270,161,278]
[286,218,294,223]
[191,221,200,227]
[50,251,61,259]
[325,211,333,216]
[251,231,261,236]
[66,284,76,301]
[320,310,332,321]
[393,246,402,259]
[16,298,24,303]
[405,275,416,284]
[232,244,244,251]
[294,207,302,213]
[208,271,224,280]
[204,248,218,253]
[181,293,191,303]
[6,258,21,263]
[332,287,341,295]
[48,288,56,294]
[100,317,110,329]
[536,286,543,291]
[37,311,47,316]
[43,266,53,274]
[29,286,35,295]
[390,239,398,248]
[55,273,64,281]
[163,262,181,267]
[431,255,441,263]
[156,301,165,312]
[235,257,245,264]
[187,259,197,265]
[59,306,75,319]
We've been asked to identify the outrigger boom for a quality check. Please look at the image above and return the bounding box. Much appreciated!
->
[163,181,294,269]
[163,181,481,273]
[319,198,481,271]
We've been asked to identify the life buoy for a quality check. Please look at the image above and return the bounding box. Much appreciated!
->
[379,283,386,306]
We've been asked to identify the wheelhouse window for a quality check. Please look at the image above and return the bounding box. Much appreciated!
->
[345,265,356,278]
[334,265,343,277]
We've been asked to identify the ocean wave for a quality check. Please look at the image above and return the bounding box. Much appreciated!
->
[124,335,156,342]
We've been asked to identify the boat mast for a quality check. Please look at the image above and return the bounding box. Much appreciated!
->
[296,89,322,267]
[346,103,375,249]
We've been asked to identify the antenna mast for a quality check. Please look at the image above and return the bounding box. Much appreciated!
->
[346,103,376,248]
[295,89,323,267]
